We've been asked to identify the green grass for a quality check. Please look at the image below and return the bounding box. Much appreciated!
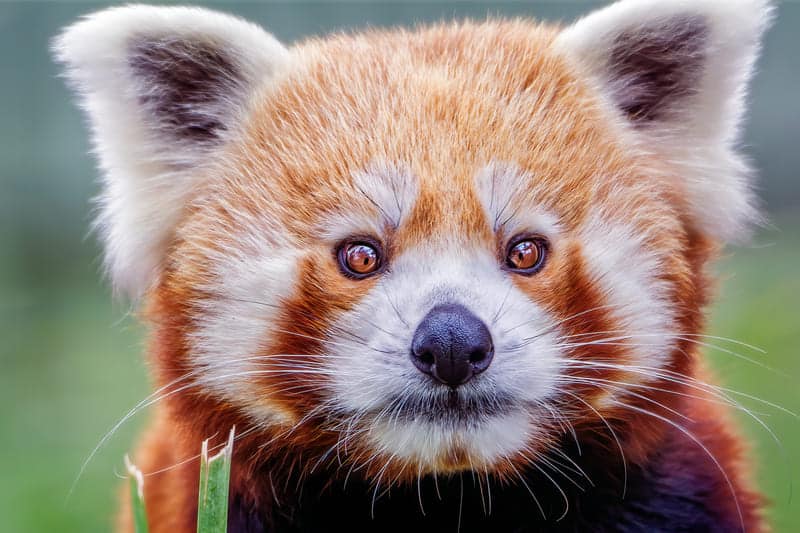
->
[1,216,797,532]
[0,274,148,532]
[125,456,149,533]
[706,215,800,531]
[196,430,235,533]
[124,431,234,533]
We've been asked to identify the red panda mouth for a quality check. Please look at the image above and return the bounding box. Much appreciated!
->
[378,389,518,425]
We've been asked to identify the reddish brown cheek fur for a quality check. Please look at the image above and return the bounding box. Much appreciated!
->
[116,21,764,532]
[254,255,371,414]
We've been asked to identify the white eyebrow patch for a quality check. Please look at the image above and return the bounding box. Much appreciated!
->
[473,161,561,238]
[318,161,418,243]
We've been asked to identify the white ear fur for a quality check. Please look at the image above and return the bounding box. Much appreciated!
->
[555,0,773,241]
[54,5,290,297]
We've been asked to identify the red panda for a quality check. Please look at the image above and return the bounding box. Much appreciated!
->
[54,0,773,531]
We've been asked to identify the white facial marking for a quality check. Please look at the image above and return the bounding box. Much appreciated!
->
[367,409,536,468]
[191,244,299,426]
[474,161,560,237]
[310,162,576,471]
[579,214,675,407]
[319,162,418,243]
[324,240,562,471]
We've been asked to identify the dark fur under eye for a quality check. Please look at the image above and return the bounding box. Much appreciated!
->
[505,236,548,275]
[337,239,383,279]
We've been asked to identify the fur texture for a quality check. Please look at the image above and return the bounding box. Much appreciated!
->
[54,5,290,297]
[54,0,772,531]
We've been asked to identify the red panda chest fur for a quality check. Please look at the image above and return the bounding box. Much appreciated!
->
[54,1,772,531]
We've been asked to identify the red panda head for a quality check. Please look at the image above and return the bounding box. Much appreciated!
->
[56,0,771,484]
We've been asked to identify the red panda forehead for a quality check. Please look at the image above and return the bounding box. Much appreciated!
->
[219,19,677,251]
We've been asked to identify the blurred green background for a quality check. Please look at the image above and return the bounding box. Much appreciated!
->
[1,1,797,531]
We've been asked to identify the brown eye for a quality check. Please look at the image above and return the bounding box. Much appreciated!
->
[505,236,547,274]
[338,240,383,278]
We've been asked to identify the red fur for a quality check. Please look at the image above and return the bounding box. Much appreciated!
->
[69,17,764,533]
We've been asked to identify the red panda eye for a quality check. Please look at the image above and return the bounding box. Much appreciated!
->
[505,236,547,274]
[337,239,383,278]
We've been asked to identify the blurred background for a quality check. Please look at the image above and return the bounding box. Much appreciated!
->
[1,1,797,531]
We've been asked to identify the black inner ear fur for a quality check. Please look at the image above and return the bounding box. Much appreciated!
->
[608,15,709,124]
[128,37,243,144]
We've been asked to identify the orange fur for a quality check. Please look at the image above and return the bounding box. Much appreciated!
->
[45,8,768,529]
[105,19,767,531]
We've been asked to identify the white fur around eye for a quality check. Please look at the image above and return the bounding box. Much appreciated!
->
[473,161,561,238]
[320,241,564,470]
[317,162,419,244]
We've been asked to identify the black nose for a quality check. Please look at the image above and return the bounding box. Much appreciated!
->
[410,304,494,387]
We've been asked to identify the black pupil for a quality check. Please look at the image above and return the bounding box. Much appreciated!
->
[349,245,376,271]
[511,241,537,268]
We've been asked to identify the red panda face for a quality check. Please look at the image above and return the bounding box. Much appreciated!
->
[160,23,707,480]
[56,0,769,487]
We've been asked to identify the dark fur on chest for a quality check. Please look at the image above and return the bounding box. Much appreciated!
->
[227,426,745,533]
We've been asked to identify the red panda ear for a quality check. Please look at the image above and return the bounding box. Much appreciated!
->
[54,6,290,298]
[555,0,773,242]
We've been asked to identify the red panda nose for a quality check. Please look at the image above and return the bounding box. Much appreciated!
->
[410,304,494,388]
